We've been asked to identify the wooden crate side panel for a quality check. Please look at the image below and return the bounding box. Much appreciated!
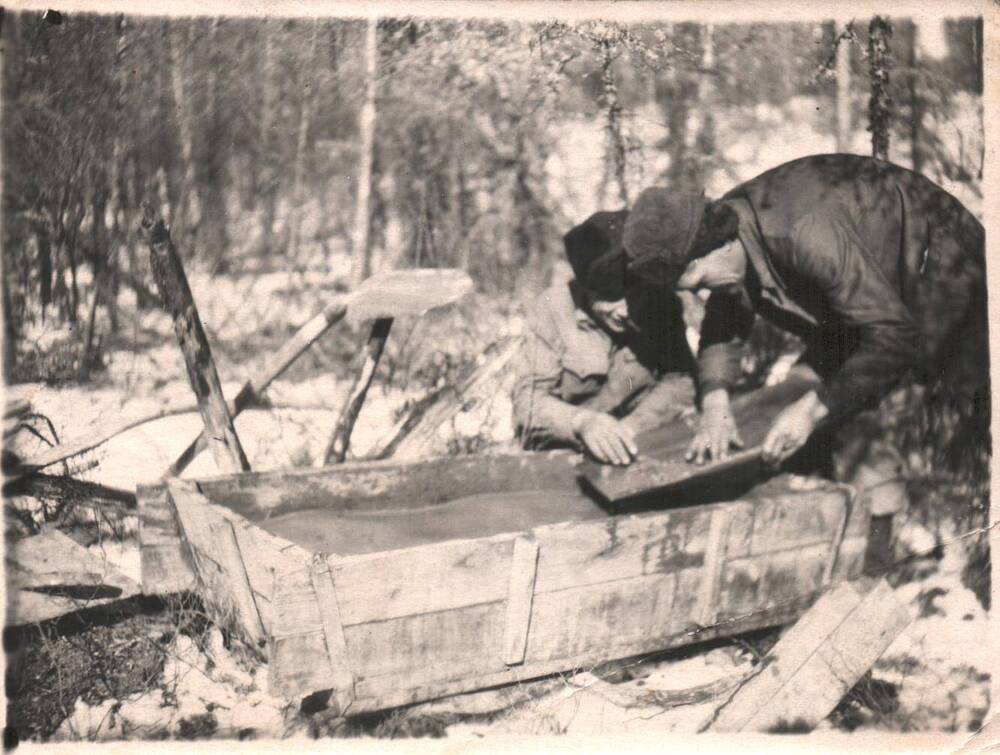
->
[346,597,809,715]
[716,543,831,621]
[523,572,679,663]
[748,488,851,555]
[168,482,309,642]
[268,562,347,698]
[344,602,505,682]
[831,535,868,582]
[530,506,710,594]
[330,536,516,626]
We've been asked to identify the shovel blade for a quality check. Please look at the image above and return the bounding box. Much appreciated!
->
[347,268,473,322]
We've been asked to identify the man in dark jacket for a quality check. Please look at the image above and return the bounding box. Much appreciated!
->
[623,153,988,470]
[512,210,696,465]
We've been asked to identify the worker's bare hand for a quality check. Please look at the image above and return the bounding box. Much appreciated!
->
[574,410,637,466]
[761,390,829,466]
[686,388,743,465]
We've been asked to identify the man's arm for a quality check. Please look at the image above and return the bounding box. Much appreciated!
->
[685,289,756,463]
[697,288,756,396]
[619,373,696,435]
[510,326,583,445]
[789,213,922,422]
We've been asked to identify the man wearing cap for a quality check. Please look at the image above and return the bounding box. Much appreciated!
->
[512,210,696,465]
[623,153,987,569]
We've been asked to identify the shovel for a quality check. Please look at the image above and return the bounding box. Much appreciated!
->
[323,269,473,463]
[173,268,472,475]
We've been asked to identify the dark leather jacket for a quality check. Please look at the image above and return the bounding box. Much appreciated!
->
[699,154,986,421]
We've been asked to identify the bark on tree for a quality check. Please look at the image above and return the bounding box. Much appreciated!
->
[598,36,628,206]
[287,21,320,263]
[140,203,250,473]
[835,24,852,152]
[351,15,379,285]
[867,16,893,161]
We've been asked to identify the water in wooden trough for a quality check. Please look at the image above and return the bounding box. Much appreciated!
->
[255,489,607,555]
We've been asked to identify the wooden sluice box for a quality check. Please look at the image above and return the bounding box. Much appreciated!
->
[138,446,869,715]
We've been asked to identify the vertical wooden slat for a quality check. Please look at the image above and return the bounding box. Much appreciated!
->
[695,506,732,627]
[502,536,540,666]
[822,491,853,587]
[311,557,357,710]
[218,519,267,648]
[168,479,265,651]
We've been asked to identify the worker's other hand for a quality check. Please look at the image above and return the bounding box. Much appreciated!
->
[573,409,637,466]
[761,390,829,466]
[686,388,743,465]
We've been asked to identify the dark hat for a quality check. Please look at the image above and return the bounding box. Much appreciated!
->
[563,209,630,301]
[623,187,708,287]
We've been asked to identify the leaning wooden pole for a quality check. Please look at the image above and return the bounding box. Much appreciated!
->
[323,317,393,464]
[167,294,351,476]
[140,202,250,474]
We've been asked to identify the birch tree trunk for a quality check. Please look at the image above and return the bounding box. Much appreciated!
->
[201,17,231,269]
[287,21,320,263]
[258,21,280,252]
[867,16,892,161]
[351,15,379,285]
[167,21,196,243]
[835,24,852,152]
[598,36,628,207]
[906,21,923,172]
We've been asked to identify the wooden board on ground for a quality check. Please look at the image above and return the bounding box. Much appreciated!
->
[138,449,868,708]
[581,370,822,506]
[706,577,913,733]
[5,530,141,626]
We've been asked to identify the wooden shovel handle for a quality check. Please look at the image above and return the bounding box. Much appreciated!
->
[324,317,394,464]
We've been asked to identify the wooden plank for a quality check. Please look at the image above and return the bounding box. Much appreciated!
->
[695,506,731,627]
[309,556,356,707]
[268,564,335,698]
[344,595,811,714]
[531,507,705,594]
[140,204,249,473]
[324,269,473,464]
[324,317,394,464]
[139,479,197,594]
[717,543,830,622]
[169,480,267,650]
[502,536,539,666]
[168,294,350,476]
[707,578,912,732]
[218,518,268,648]
[524,572,679,663]
[330,536,516,625]
[748,487,849,555]
[344,602,505,681]
[6,530,141,625]
[581,371,822,503]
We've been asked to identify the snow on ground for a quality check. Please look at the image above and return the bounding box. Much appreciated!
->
[53,628,303,741]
